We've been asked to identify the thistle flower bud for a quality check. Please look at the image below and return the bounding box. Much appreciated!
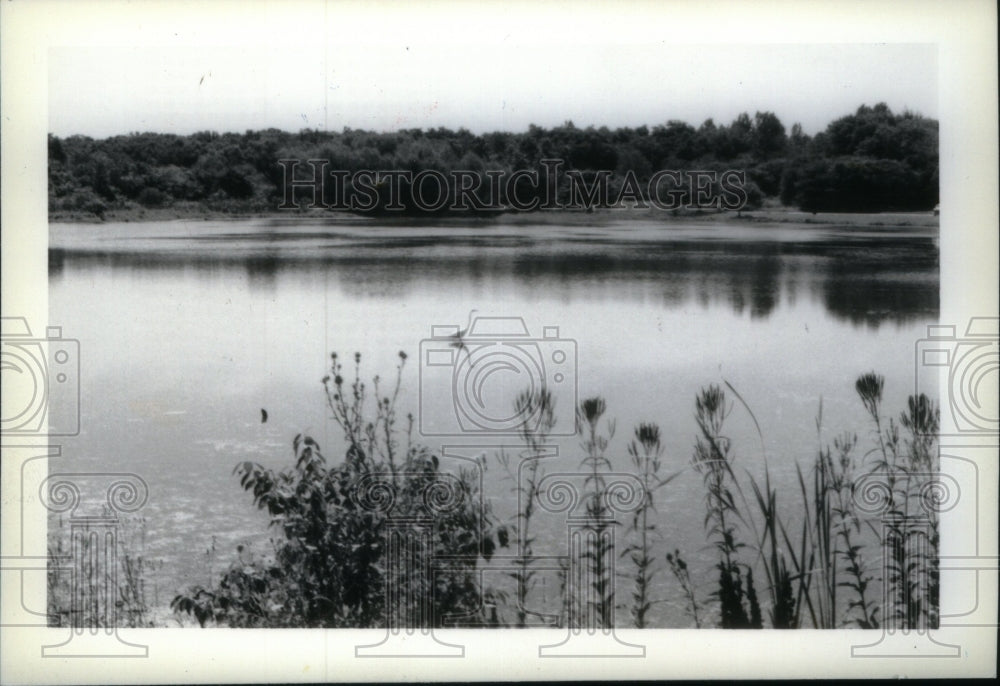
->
[635,422,662,453]
[580,396,606,425]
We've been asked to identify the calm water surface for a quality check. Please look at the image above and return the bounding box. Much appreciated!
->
[48,215,938,626]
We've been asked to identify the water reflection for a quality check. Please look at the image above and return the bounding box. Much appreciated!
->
[244,255,280,292]
[49,226,938,326]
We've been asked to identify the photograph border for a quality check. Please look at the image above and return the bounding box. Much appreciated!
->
[2,0,996,682]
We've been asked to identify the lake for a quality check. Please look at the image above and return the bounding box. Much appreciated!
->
[48,213,938,626]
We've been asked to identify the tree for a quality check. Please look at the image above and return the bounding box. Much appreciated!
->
[752,111,787,158]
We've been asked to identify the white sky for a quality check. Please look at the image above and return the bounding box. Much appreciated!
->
[48,11,938,138]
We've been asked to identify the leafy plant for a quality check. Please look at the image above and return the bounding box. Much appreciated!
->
[172,351,503,628]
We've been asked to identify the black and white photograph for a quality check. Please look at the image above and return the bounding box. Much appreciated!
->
[1,0,996,682]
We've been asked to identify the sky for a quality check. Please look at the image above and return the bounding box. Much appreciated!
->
[48,18,938,139]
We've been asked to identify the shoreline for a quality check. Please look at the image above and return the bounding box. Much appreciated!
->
[49,204,940,229]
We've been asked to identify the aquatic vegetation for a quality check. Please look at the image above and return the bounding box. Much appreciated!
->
[43,351,929,631]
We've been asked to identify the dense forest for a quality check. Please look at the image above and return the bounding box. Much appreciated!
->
[48,103,938,218]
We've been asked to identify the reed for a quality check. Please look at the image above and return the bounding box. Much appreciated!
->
[748,466,799,628]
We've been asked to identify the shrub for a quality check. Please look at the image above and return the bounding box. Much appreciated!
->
[172,351,503,628]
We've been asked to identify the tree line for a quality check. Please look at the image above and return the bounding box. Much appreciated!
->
[48,103,938,218]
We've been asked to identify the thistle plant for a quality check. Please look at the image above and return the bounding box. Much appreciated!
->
[499,387,556,627]
[854,372,940,631]
[691,385,761,629]
[856,372,903,505]
[900,392,940,629]
[826,431,879,628]
[575,396,616,629]
[623,422,679,627]
[783,399,878,629]
[165,357,940,630]
[782,375,939,630]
